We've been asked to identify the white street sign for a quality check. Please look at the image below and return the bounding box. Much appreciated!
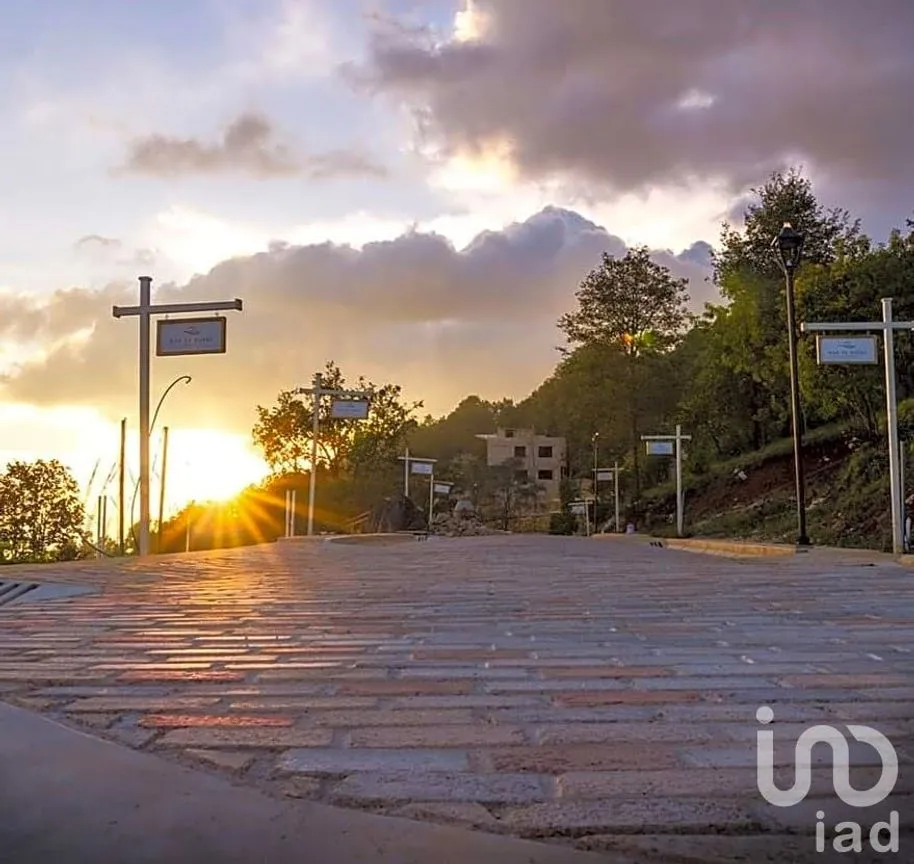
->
[646,440,674,456]
[330,398,370,419]
[596,470,614,481]
[570,501,588,516]
[816,335,878,365]
[433,482,452,495]
[157,317,226,356]
[411,461,434,475]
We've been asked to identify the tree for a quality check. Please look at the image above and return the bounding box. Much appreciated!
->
[481,458,542,530]
[0,460,87,563]
[252,361,422,477]
[558,246,691,494]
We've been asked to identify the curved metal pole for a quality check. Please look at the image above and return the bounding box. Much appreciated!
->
[151,375,192,435]
[129,375,192,549]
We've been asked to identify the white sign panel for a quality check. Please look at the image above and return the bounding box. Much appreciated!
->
[433,482,452,495]
[411,461,434,475]
[156,317,226,356]
[570,501,588,515]
[646,440,674,456]
[330,399,370,419]
[816,335,878,365]
[596,470,615,482]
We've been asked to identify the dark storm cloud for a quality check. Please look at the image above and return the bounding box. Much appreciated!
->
[352,0,914,195]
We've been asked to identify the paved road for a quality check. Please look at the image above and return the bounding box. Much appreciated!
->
[1,535,912,862]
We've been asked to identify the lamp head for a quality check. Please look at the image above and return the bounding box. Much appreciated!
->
[773,222,805,273]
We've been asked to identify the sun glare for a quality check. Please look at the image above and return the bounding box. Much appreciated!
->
[162,428,268,512]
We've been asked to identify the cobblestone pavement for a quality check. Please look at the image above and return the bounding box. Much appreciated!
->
[1,535,913,862]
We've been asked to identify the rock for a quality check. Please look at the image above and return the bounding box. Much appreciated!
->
[369,495,428,533]
[431,512,501,537]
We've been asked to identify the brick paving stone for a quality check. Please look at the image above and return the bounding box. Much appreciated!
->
[64,696,221,712]
[117,670,246,683]
[228,697,379,711]
[557,769,759,799]
[278,747,470,774]
[333,680,474,696]
[486,743,680,773]
[139,714,294,728]
[552,690,703,707]
[302,709,475,727]
[158,727,333,747]
[498,798,759,837]
[535,722,716,745]
[350,725,527,748]
[328,772,551,805]
[539,666,674,678]
[388,695,545,709]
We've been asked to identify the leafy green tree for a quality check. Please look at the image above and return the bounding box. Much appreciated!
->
[0,460,87,563]
[558,246,691,494]
[253,361,421,477]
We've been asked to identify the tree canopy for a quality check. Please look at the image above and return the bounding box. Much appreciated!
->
[0,459,87,563]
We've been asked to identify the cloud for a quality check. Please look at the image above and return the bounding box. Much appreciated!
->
[118,112,387,180]
[352,0,914,197]
[0,208,715,428]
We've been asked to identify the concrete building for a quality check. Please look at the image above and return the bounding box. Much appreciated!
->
[476,428,567,504]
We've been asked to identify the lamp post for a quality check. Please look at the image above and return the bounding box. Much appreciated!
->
[772,222,810,546]
[129,375,192,550]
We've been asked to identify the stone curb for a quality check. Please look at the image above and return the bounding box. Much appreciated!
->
[651,538,796,557]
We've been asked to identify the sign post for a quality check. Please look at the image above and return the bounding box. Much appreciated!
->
[294,373,371,536]
[397,451,437,497]
[113,276,243,556]
[642,425,691,536]
[596,462,622,533]
[801,298,910,554]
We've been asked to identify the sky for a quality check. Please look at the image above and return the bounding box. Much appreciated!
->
[2,0,913,523]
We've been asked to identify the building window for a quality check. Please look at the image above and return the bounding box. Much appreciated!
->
[514,470,528,483]
[538,469,553,480]
[514,445,526,458]
[504,429,515,438]
[537,445,553,458]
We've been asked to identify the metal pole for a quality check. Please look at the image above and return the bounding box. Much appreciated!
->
[429,472,435,529]
[614,460,620,533]
[284,490,290,537]
[883,298,904,555]
[404,447,410,498]
[102,496,107,553]
[118,417,126,555]
[592,436,599,534]
[157,426,169,553]
[138,276,152,557]
[898,441,909,554]
[307,372,321,536]
[675,424,684,537]
[96,495,103,558]
[784,268,809,545]
[291,489,297,538]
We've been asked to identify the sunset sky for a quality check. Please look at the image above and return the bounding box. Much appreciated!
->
[2,0,913,520]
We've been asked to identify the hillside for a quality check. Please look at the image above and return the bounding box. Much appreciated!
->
[638,425,897,551]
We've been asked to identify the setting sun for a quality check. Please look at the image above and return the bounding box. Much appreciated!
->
[155,428,268,512]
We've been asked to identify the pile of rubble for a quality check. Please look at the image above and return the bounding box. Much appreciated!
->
[431,512,501,537]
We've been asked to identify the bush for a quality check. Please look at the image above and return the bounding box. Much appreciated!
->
[548,511,578,535]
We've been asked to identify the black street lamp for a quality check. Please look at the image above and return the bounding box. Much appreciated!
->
[772,222,809,546]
